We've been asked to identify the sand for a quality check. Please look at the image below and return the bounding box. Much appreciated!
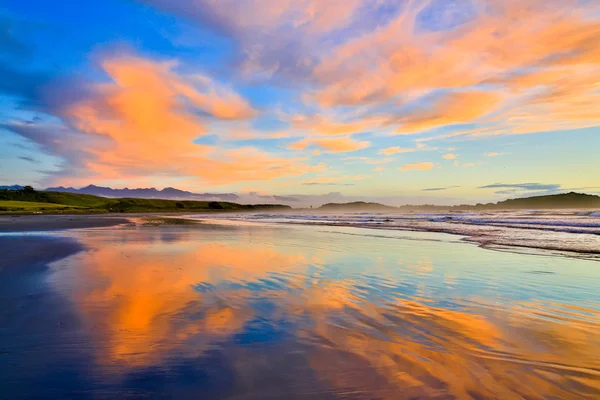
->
[0,214,131,232]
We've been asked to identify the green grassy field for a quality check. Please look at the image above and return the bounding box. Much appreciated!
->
[0,189,290,215]
[0,200,84,213]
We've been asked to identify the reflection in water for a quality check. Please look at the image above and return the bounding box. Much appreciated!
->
[55,234,309,368]
[5,222,600,398]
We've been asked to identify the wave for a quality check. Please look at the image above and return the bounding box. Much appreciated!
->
[189,210,600,260]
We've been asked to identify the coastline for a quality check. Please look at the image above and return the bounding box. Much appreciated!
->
[250,219,600,261]
[2,212,598,261]
[2,212,598,399]
[0,214,131,232]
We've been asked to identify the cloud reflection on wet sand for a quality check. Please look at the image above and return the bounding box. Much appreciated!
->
[46,224,600,398]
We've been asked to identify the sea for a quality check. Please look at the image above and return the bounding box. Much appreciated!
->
[0,211,598,399]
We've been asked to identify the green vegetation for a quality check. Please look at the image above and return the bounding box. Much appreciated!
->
[0,188,116,208]
[0,188,291,215]
[0,200,84,213]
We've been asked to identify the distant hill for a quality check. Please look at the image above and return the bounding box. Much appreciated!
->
[46,184,239,202]
[319,201,398,211]
[493,192,600,209]
[0,185,24,191]
[317,192,600,211]
[0,188,290,214]
[3,187,598,214]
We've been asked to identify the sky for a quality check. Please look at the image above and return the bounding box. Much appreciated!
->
[1,0,599,205]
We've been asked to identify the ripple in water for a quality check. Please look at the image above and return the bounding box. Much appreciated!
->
[0,221,598,399]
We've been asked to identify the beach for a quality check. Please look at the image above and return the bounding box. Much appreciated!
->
[0,214,130,232]
[1,214,599,399]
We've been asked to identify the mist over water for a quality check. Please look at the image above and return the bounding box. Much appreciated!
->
[1,221,599,399]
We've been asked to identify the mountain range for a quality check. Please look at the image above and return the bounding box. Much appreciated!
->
[45,184,240,202]
[0,185,24,190]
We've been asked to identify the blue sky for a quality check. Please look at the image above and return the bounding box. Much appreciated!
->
[1,0,599,204]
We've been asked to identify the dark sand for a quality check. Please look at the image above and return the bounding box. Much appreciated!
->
[0,234,89,397]
[0,214,131,232]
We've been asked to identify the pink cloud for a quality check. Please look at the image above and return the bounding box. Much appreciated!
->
[309,0,600,136]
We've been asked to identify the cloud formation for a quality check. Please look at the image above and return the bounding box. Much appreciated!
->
[475,182,600,196]
[8,54,317,187]
[144,0,599,148]
[139,0,394,80]
[422,186,460,192]
[392,92,501,135]
[3,0,600,195]
[289,137,370,153]
[478,183,562,191]
[399,161,435,172]
[378,147,415,156]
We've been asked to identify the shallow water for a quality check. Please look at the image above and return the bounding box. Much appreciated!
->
[1,221,599,399]
[212,210,600,259]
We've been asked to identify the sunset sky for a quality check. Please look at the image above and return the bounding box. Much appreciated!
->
[1,0,599,204]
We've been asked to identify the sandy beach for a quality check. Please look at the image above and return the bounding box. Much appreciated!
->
[0,214,131,232]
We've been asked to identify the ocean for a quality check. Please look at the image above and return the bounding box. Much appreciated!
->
[0,216,598,398]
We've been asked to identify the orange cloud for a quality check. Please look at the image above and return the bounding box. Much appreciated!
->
[378,146,415,155]
[301,176,343,185]
[484,152,503,157]
[442,153,457,160]
[288,113,380,137]
[399,161,435,171]
[289,137,370,153]
[55,55,315,186]
[393,92,502,135]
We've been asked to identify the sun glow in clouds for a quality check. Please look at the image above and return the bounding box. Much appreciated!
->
[1,0,599,200]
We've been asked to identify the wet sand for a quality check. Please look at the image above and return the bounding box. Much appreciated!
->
[210,211,600,261]
[0,214,130,232]
[2,212,599,261]
[1,221,598,399]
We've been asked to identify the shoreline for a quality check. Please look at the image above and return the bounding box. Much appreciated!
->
[196,215,600,261]
[0,214,131,232]
[2,213,598,261]
[256,220,600,261]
